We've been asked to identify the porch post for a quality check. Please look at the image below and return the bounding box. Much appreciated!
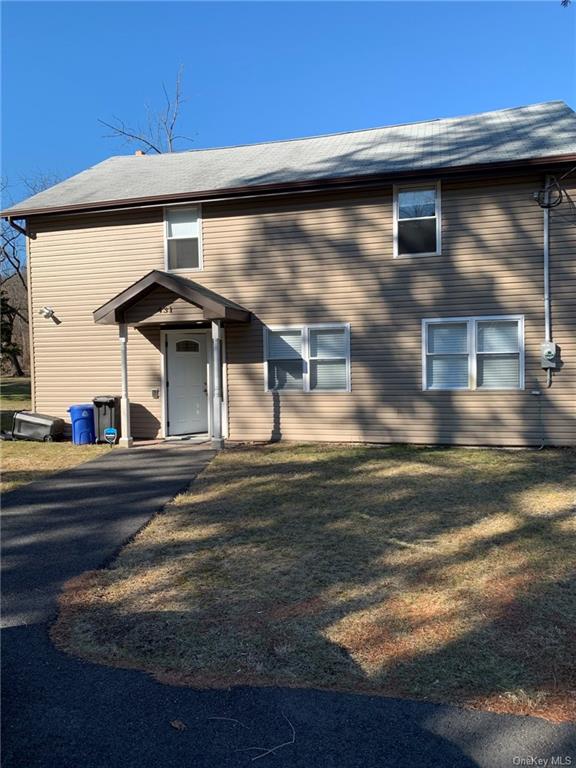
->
[119,322,133,448]
[211,320,224,449]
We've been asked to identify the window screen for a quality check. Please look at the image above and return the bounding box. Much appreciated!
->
[265,325,350,392]
[424,317,522,391]
[309,328,348,390]
[397,186,439,256]
[426,322,469,389]
[166,207,201,270]
[267,330,304,390]
[476,321,520,389]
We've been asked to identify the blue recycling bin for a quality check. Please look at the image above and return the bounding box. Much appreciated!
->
[68,404,96,445]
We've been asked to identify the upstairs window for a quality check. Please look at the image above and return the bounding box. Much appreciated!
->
[265,324,351,392]
[394,183,441,257]
[423,316,524,391]
[165,206,202,270]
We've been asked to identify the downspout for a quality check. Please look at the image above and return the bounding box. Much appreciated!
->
[533,174,554,450]
[543,175,552,389]
[25,224,36,411]
[5,217,35,239]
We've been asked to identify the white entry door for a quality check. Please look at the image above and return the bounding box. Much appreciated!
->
[166,332,208,435]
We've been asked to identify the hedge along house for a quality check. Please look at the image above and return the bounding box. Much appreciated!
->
[2,101,576,449]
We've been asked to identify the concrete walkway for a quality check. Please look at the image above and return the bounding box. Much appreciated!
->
[2,444,575,768]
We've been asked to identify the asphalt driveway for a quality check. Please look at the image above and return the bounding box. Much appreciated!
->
[2,441,215,628]
[1,442,575,768]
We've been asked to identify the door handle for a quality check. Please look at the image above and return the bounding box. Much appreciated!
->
[203,383,208,394]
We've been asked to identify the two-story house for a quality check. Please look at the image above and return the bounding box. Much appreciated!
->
[2,101,575,448]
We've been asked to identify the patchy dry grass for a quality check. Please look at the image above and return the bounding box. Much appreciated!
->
[52,444,576,721]
[1,441,108,492]
[0,377,109,491]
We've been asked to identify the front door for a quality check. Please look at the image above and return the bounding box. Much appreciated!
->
[166,332,208,435]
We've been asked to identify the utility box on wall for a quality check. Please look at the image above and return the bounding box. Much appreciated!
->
[541,341,560,370]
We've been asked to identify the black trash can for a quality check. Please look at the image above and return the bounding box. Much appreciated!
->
[92,396,120,443]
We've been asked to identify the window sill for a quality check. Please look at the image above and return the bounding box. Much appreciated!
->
[394,251,442,259]
[424,388,524,393]
[265,389,352,394]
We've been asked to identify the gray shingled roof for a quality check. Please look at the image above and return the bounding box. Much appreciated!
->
[4,101,575,217]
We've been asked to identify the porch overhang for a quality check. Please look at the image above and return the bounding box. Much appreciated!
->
[93,269,251,325]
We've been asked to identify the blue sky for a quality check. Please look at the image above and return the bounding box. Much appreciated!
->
[2,1,575,203]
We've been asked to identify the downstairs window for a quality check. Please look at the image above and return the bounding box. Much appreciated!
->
[265,324,351,392]
[423,316,524,391]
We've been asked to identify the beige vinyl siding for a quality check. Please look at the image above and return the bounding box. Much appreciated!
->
[28,175,576,446]
[28,210,165,437]
[209,178,574,446]
[547,178,576,443]
[124,289,205,325]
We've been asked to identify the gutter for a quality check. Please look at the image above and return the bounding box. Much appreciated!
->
[2,153,576,221]
[4,219,35,239]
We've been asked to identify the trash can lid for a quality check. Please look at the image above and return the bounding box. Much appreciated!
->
[93,395,118,404]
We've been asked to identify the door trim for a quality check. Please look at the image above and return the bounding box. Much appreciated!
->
[160,328,229,440]
[161,329,211,438]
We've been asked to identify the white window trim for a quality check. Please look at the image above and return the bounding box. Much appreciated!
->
[421,315,525,391]
[264,323,351,393]
[164,204,204,272]
[393,181,442,258]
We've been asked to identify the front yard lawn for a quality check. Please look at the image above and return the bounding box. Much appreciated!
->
[2,441,108,493]
[52,444,576,721]
[1,377,108,491]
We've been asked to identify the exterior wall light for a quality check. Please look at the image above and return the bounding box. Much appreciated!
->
[38,306,61,325]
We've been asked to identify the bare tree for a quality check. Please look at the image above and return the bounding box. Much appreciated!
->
[1,174,60,374]
[1,202,28,375]
[98,66,194,154]
[1,283,26,376]
[22,172,63,197]
[1,180,27,291]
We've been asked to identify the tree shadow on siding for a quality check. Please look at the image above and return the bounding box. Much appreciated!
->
[221,166,574,447]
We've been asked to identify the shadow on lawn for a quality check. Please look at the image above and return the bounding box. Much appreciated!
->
[1,469,59,489]
[53,444,576,723]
